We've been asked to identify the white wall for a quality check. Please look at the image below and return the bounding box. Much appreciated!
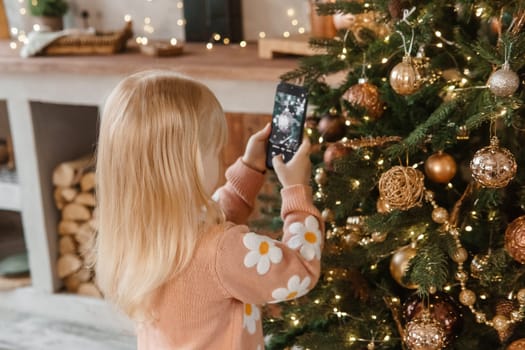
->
[5,0,311,41]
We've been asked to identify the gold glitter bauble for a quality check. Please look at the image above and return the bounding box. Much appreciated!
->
[470,137,517,188]
[378,166,425,211]
[404,312,447,350]
[508,339,525,350]
[505,216,525,264]
[317,113,347,142]
[495,299,517,341]
[488,63,520,97]
[390,245,418,289]
[459,289,476,306]
[343,79,384,120]
[390,56,421,96]
[431,207,449,224]
[424,151,457,184]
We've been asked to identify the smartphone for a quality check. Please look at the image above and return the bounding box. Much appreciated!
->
[266,82,308,169]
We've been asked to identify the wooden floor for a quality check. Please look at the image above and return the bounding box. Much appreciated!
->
[0,307,135,350]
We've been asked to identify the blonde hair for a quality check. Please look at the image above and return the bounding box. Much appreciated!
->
[94,70,227,320]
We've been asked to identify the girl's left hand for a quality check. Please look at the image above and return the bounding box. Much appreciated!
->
[242,123,271,173]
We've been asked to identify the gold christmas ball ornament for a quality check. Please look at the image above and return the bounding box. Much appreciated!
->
[470,137,517,188]
[317,113,347,142]
[390,245,418,289]
[505,216,525,264]
[322,208,335,223]
[323,142,351,171]
[403,292,464,343]
[508,339,525,350]
[343,79,384,120]
[377,197,392,213]
[390,56,421,96]
[332,11,390,43]
[404,312,447,350]
[488,63,520,97]
[431,207,449,224]
[378,166,425,211]
[424,151,457,184]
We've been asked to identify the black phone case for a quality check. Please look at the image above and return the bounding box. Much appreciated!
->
[266,82,308,169]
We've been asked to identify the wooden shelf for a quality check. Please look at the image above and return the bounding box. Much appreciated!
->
[0,168,20,211]
[258,34,325,59]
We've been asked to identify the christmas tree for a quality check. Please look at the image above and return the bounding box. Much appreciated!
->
[262,1,525,349]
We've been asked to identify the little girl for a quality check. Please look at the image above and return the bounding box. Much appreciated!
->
[94,70,324,350]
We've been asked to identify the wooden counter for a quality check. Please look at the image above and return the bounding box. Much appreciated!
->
[0,41,297,81]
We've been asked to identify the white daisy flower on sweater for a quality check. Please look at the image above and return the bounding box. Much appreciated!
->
[243,303,260,335]
[243,232,283,275]
[269,275,312,303]
[287,216,322,261]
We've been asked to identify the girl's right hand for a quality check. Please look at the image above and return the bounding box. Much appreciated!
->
[272,138,311,188]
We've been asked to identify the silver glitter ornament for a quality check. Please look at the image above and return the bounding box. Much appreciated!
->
[488,63,520,97]
[470,137,517,188]
[404,311,447,350]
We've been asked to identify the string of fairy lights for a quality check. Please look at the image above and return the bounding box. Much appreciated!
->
[8,1,308,51]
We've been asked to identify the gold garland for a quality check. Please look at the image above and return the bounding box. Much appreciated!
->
[424,184,525,336]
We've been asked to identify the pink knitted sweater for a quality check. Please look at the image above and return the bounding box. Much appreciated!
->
[137,158,324,350]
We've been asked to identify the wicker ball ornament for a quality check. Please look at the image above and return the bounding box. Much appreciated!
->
[505,216,525,264]
[404,311,447,350]
[343,79,384,120]
[379,166,425,210]
[470,137,517,188]
[488,63,520,97]
[424,151,457,184]
[390,56,421,96]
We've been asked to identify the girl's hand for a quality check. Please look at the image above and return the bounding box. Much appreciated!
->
[242,123,271,173]
[272,137,311,187]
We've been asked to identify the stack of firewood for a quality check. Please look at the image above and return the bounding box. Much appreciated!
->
[52,155,102,298]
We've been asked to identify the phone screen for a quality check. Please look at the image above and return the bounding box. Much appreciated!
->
[266,82,308,169]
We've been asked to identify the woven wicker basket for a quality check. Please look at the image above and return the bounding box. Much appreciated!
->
[42,21,133,56]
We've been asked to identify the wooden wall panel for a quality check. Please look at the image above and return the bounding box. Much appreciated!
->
[223,112,272,167]
[222,113,274,223]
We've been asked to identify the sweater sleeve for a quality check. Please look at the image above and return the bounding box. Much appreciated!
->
[212,158,266,225]
[215,184,324,305]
